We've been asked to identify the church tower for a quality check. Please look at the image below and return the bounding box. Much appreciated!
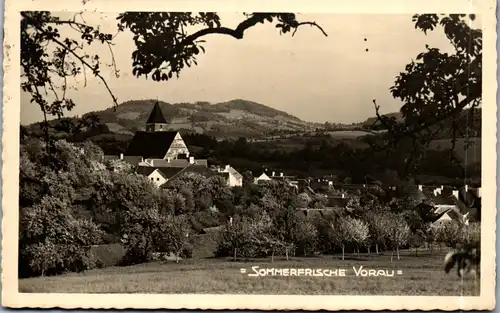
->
[145,101,168,132]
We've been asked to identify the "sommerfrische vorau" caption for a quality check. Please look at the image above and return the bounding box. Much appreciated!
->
[240,266,404,277]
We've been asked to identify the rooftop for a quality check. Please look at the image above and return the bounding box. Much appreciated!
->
[124,131,178,158]
[146,102,168,124]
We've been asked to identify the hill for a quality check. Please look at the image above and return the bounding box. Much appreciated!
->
[84,99,320,139]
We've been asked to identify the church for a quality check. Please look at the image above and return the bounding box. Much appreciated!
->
[124,101,191,162]
[106,101,242,188]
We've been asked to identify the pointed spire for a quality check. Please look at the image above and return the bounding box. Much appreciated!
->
[146,101,167,124]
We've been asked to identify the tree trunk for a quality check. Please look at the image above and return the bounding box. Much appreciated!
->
[396,246,400,260]
[271,248,275,263]
[285,248,289,260]
[368,246,371,255]
[175,252,179,263]
[342,245,345,260]
[415,247,418,257]
[376,243,379,254]
[391,249,394,263]
[234,248,237,261]
[304,247,307,257]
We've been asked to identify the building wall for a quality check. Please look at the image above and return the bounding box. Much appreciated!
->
[164,133,190,159]
[148,170,168,187]
[228,173,243,187]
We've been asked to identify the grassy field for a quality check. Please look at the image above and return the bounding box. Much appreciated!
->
[19,250,480,295]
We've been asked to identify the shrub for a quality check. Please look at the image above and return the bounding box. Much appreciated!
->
[19,196,103,277]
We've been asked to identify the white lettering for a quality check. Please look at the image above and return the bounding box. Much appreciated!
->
[353,266,363,276]
[249,266,260,277]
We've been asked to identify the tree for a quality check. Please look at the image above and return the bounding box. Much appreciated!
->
[344,217,370,256]
[216,216,253,260]
[21,12,119,154]
[247,211,288,262]
[296,192,312,208]
[293,221,318,257]
[118,13,327,82]
[364,212,391,254]
[433,221,468,249]
[156,214,192,263]
[329,216,351,260]
[19,196,104,277]
[385,214,411,261]
[241,170,254,186]
[371,14,482,179]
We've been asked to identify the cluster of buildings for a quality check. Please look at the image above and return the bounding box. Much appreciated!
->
[103,102,243,188]
[104,102,481,227]
[254,169,481,226]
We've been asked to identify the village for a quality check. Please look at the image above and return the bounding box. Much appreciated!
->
[104,102,481,230]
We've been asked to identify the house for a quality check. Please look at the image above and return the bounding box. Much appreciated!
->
[415,184,474,225]
[214,165,243,187]
[431,209,470,227]
[418,185,458,213]
[161,164,219,187]
[136,166,186,187]
[268,171,299,191]
[254,172,272,184]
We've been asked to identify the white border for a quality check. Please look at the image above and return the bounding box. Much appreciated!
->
[2,0,497,310]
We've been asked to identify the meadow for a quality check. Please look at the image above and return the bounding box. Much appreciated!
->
[19,250,480,296]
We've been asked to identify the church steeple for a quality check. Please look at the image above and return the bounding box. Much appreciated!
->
[146,101,168,132]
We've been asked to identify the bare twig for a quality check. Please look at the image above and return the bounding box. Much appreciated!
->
[292,21,328,37]
[23,12,119,107]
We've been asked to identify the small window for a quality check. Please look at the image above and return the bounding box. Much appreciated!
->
[159,125,163,129]
[157,178,160,181]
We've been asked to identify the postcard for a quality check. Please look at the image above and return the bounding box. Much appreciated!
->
[2,0,496,310]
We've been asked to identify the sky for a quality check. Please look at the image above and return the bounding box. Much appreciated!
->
[20,12,479,125]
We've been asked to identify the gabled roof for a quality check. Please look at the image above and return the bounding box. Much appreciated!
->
[136,166,184,179]
[146,102,168,124]
[225,166,243,180]
[162,164,218,187]
[256,173,271,181]
[124,131,178,158]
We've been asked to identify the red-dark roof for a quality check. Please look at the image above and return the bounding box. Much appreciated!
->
[136,166,184,179]
[162,164,218,187]
[146,102,168,124]
[216,172,230,179]
[124,131,178,158]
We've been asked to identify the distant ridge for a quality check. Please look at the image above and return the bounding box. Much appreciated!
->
[80,98,318,138]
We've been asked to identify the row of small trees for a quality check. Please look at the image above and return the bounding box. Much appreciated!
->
[216,209,481,262]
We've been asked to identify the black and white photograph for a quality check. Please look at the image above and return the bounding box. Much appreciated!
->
[2,0,497,310]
